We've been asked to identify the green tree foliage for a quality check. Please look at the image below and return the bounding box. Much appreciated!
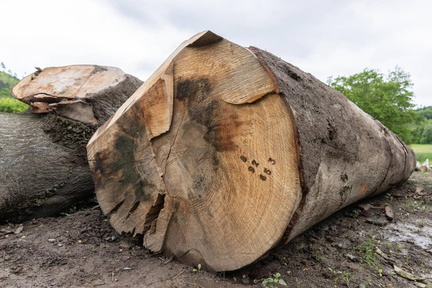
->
[408,118,432,144]
[420,120,432,144]
[406,106,432,144]
[416,106,432,120]
[329,67,422,143]
[0,69,28,113]
[0,70,19,98]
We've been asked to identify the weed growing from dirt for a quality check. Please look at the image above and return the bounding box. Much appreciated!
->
[294,278,303,287]
[328,267,354,287]
[354,236,383,276]
[192,263,202,272]
[262,273,287,288]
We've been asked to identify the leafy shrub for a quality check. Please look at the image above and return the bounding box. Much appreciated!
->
[0,98,29,113]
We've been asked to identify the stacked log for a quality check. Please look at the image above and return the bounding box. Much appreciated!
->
[0,66,142,221]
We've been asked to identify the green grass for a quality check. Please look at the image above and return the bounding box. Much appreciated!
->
[0,98,29,113]
[410,144,432,163]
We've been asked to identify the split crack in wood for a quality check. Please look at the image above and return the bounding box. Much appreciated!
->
[142,193,166,235]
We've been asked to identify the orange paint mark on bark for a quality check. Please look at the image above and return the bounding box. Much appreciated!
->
[358,184,368,195]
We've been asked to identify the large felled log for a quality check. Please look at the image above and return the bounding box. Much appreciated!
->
[86,31,415,272]
[0,65,142,222]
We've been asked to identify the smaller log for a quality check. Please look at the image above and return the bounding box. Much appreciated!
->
[0,65,142,222]
[12,65,142,124]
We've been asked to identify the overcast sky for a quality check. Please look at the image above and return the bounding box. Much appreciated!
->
[1,0,431,106]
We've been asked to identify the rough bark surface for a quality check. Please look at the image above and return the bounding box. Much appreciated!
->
[87,31,415,272]
[0,113,94,221]
[249,47,415,243]
[0,66,142,222]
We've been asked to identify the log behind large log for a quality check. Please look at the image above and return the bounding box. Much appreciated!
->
[0,66,142,222]
[86,31,415,272]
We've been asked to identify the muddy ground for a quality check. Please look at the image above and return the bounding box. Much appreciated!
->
[1,171,431,288]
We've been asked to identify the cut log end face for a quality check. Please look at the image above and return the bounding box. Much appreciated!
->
[12,65,127,124]
[87,33,302,271]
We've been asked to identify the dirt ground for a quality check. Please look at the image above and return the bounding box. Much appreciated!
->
[1,171,431,288]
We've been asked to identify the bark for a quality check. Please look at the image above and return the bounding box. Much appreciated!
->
[249,47,415,243]
[86,31,415,272]
[0,65,142,222]
[0,112,94,221]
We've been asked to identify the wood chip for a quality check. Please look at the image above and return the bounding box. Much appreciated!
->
[394,265,425,281]
[416,185,425,194]
[365,218,388,226]
[14,225,24,234]
[385,205,394,220]
[357,204,373,213]
[375,248,390,260]
[0,229,14,236]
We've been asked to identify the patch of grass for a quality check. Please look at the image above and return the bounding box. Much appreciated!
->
[410,144,432,163]
[408,199,427,212]
[0,97,28,113]
[328,268,354,287]
[354,236,382,275]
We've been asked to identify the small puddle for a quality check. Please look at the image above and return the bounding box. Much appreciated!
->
[381,219,432,252]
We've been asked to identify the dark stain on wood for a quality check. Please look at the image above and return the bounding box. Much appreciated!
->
[204,119,239,151]
[339,185,352,206]
[341,173,348,182]
[93,152,106,187]
[176,78,240,152]
[109,135,151,201]
[176,78,211,104]
[192,175,206,190]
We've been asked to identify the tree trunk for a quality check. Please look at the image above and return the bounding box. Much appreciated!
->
[86,31,415,272]
[0,65,142,222]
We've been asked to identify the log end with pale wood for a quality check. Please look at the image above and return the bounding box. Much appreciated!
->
[12,65,142,124]
[0,65,142,222]
[86,31,415,272]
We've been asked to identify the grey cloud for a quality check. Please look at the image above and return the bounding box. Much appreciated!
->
[102,0,432,106]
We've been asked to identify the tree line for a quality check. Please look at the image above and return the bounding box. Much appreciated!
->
[409,106,432,144]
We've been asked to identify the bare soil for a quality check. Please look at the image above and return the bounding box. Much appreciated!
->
[1,171,431,288]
